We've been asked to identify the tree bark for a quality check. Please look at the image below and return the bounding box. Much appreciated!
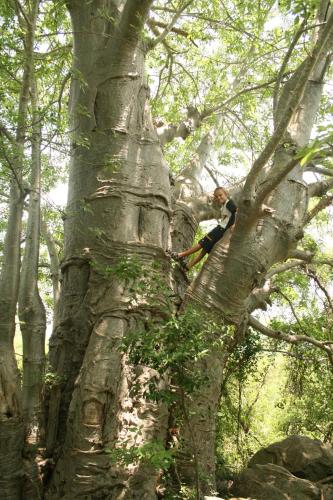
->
[46,2,172,498]
[0,2,40,498]
[44,1,333,498]
[18,76,46,445]
[169,3,333,495]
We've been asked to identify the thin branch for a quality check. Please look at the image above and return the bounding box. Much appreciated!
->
[201,77,278,120]
[0,140,24,192]
[13,0,30,26]
[304,194,333,224]
[157,77,278,146]
[204,164,219,187]
[267,259,306,278]
[248,315,333,366]
[305,267,333,313]
[273,18,308,119]
[148,18,189,38]
[277,289,308,335]
[0,121,15,143]
[148,0,195,50]
[58,71,71,118]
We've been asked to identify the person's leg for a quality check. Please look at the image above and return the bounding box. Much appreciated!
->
[178,243,202,258]
[187,248,207,269]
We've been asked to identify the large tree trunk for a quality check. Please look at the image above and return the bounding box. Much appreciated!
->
[46,2,172,498]
[43,1,333,499]
[0,2,40,498]
[171,4,333,495]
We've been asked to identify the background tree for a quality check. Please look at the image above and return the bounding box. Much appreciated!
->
[1,1,333,499]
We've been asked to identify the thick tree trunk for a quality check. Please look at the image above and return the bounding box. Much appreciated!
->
[172,5,333,495]
[43,1,333,499]
[46,2,173,498]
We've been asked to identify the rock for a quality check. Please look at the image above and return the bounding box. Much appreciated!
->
[248,435,333,481]
[231,463,321,500]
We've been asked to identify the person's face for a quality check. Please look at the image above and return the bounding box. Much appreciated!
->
[214,189,227,205]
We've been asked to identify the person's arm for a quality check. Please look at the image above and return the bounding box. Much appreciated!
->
[224,199,237,231]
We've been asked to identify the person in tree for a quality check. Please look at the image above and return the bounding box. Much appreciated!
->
[171,187,237,270]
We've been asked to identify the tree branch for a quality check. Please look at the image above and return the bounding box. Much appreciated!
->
[0,121,15,143]
[273,18,308,121]
[201,77,278,120]
[157,77,278,146]
[58,71,71,119]
[148,0,195,50]
[305,267,333,312]
[277,289,308,335]
[242,8,333,206]
[305,163,333,177]
[248,315,333,366]
[156,106,202,145]
[148,18,189,38]
[288,249,314,261]
[304,194,333,224]
[117,0,153,46]
[267,259,306,278]
[308,177,333,197]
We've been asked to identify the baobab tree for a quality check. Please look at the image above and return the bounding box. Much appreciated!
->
[1,0,333,499]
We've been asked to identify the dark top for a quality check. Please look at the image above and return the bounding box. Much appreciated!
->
[223,198,237,231]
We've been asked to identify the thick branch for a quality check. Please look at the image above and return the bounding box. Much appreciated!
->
[267,259,306,278]
[308,177,333,196]
[242,8,333,205]
[305,194,333,223]
[273,18,308,120]
[305,164,333,177]
[248,316,333,365]
[288,249,314,261]
[156,106,201,146]
[117,0,153,46]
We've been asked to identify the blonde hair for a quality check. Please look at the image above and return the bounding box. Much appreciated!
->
[214,186,228,196]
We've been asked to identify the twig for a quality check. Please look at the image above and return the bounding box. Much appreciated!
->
[248,315,333,366]
[148,0,195,50]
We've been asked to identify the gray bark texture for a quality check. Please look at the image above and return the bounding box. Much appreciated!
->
[42,1,333,499]
[18,77,46,445]
[46,2,171,498]
[168,3,333,495]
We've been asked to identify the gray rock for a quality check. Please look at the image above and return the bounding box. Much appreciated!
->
[231,463,321,500]
[249,435,333,481]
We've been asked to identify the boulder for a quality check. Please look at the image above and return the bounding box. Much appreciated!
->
[248,435,333,481]
[231,463,321,500]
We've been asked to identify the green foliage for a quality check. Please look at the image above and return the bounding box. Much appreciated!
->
[106,440,175,471]
[227,329,262,381]
[216,347,288,471]
[279,350,333,441]
[121,307,230,399]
